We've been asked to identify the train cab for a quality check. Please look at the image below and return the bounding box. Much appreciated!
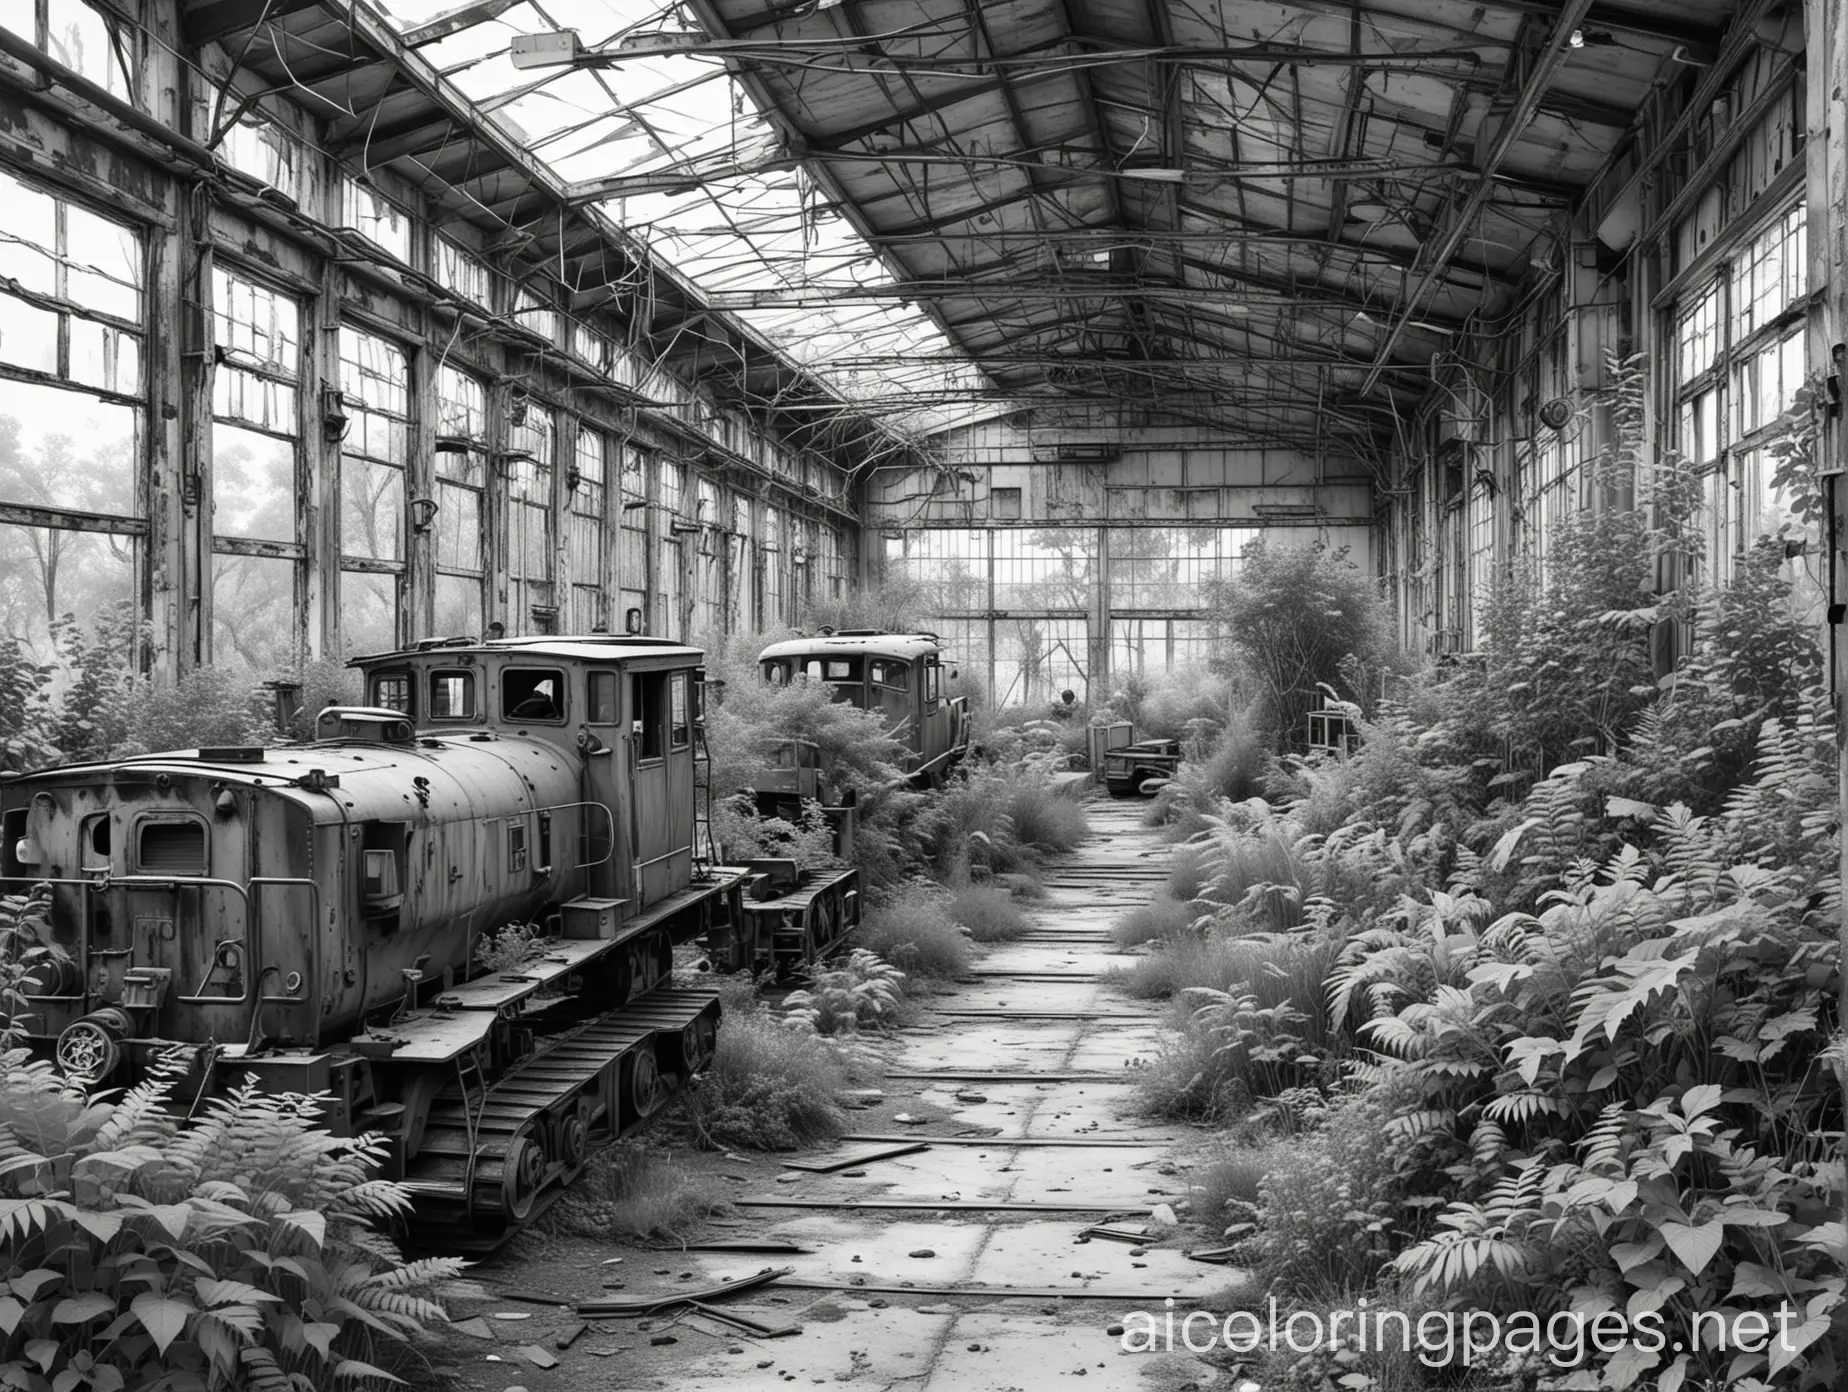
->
[757,630,969,785]
[349,635,710,911]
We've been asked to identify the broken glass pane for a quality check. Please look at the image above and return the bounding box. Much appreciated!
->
[435,481,481,571]
[341,457,404,562]
[434,573,482,639]
[211,423,296,542]
[0,377,138,514]
[339,570,398,656]
[212,552,296,672]
[0,522,134,659]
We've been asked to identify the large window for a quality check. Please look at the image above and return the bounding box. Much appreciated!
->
[619,446,647,631]
[338,328,409,654]
[0,165,143,664]
[1671,201,1808,585]
[2,2,138,107]
[568,426,607,632]
[211,265,300,670]
[434,366,486,637]
[692,476,724,638]
[506,398,556,633]
[339,175,410,263]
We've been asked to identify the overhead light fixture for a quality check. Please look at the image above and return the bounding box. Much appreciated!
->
[1568,28,1584,47]
[1118,167,1188,183]
[1346,200,1392,223]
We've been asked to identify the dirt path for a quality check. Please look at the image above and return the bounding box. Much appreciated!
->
[435,800,1233,1392]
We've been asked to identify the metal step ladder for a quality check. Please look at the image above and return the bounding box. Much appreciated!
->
[691,720,719,872]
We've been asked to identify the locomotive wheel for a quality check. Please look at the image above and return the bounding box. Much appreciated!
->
[555,1109,589,1177]
[628,1047,665,1120]
[679,1014,718,1074]
[496,1135,545,1224]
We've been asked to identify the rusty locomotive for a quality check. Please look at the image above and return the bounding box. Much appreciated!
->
[755,629,970,788]
[0,635,855,1245]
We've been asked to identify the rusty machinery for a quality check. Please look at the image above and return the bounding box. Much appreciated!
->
[0,635,839,1247]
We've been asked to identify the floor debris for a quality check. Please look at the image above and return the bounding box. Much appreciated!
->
[575,1265,794,1318]
[781,1141,931,1173]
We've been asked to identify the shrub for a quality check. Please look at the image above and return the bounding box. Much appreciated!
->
[947,883,1030,943]
[118,666,267,755]
[1110,894,1197,947]
[0,1053,463,1392]
[855,899,971,982]
[680,1007,851,1151]
[558,1143,731,1240]
[1165,841,1212,902]
[711,794,841,871]
[1002,776,1088,854]
[781,949,907,1034]
[1205,538,1397,754]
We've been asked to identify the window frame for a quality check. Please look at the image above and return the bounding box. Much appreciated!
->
[501,667,567,725]
[427,669,476,721]
[135,814,209,876]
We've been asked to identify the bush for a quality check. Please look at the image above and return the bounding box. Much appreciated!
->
[0,1052,463,1392]
[118,665,268,755]
[1111,893,1197,947]
[1002,776,1089,854]
[781,949,907,1034]
[559,1142,731,1240]
[947,883,1030,943]
[1205,538,1397,754]
[855,899,972,981]
[680,1005,851,1151]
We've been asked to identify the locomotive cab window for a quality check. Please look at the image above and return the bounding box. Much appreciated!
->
[429,671,475,720]
[82,815,111,872]
[138,817,207,875]
[869,659,910,691]
[588,671,619,724]
[632,672,665,759]
[802,657,865,708]
[761,660,790,686]
[670,672,690,749]
[924,661,942,709]
[503,668,565,723]
[370,672,413,716]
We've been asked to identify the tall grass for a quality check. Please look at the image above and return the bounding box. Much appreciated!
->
[1111,893,1197,947]
[947,883,1031,942]
[680,995,852,1150]
[559,1143,732,1240]
[855,899,972,981]
[1004,778,1089,853]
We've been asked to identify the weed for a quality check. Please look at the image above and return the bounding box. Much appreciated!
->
[855,900,972,982]
[1004,777,1089,853]
[782,949,907,1034]
[948,883,1031,942]
[1111,893,1197,947]
[679,1007,851,1151]
[557,1143,732,1240]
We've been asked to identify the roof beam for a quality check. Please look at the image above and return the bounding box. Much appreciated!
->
[1361,2,1594,394]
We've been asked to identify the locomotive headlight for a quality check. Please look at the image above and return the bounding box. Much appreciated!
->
[214,790,238,818]
[13,837,41,865]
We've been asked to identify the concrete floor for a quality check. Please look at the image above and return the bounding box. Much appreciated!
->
[440,800,1240,1392]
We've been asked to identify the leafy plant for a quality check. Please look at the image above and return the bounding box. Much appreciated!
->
[780,949,906,1035]
[472,921,545,975]
[0,1057,464,1392]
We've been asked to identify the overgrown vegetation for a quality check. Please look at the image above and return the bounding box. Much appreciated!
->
[1132,357,1842,1390]
[677,976,854,1151]
[854,897,973,981]
[556,1143,732,1241]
